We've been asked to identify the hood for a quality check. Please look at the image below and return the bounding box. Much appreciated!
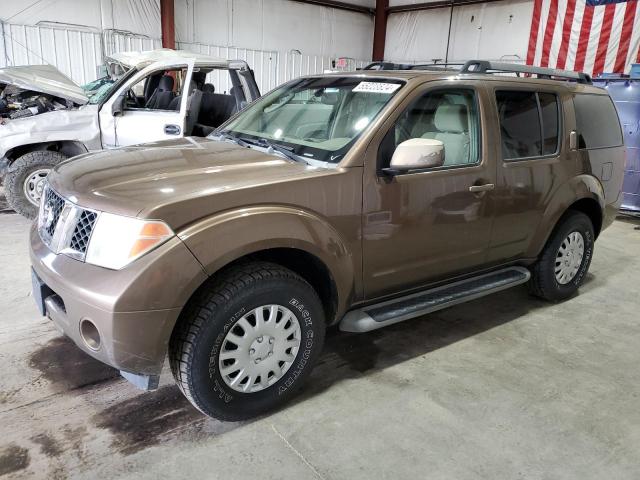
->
[0,65,88,105]
[48,137,336,228]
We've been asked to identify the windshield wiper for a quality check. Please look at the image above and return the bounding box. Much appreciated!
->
[215,132,305,164]
[255,138,304,164]
[214,130,249,147]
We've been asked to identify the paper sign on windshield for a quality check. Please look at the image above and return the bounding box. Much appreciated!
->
[353,82,401,94]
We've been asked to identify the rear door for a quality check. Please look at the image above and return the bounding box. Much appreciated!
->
[231,60,261,104]
[487,86,565,262]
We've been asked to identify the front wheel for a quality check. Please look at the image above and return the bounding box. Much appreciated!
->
[3,151,68,219]
[169,262,325,421]
[529,211,595,301]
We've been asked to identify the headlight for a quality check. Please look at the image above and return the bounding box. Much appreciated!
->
[85,213,174,270]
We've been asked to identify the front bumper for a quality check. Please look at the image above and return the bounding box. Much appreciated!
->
[29,223,207,378]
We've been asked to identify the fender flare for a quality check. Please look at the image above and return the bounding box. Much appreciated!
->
[178,205,357,319]
[525,175,605,258]
[4,140,88,165]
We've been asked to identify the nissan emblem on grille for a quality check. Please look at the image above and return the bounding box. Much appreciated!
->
[39,186,67,242]
[42,200,55,231]
[38,183,99,261]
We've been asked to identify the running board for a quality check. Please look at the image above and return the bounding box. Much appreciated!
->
[339,267,531,333]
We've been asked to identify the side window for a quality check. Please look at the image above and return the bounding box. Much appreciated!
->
[539,93,559,155]
[573,94,623,149]
[125,67,186,111]
[496,91,560,160]
[379,89,480,169]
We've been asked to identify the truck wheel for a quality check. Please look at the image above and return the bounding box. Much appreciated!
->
[169,262,325,421]
[3,151,67,219]
[529,211,594,302]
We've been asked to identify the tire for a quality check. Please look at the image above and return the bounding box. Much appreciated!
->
[529,211,595,302]
[3,151,67,219]
[169,261,326,421]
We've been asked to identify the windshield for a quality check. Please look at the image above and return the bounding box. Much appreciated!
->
[218,77,404,163]
[83,76,117,104]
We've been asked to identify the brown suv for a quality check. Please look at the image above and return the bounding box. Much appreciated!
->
[30,61,624,420]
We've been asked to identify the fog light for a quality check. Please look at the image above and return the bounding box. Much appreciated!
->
[80,319,101,350]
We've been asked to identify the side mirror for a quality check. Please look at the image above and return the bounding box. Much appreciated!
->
[384,138,444,175]
[112,93,125,117]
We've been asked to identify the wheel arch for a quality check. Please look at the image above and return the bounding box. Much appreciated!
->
[526,175,605,258]
[177,206,358,327]
[184,247,340,328]
[567,197,603,237]
[5,140,88,163]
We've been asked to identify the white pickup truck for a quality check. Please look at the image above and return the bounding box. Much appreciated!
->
[0,49,260,217]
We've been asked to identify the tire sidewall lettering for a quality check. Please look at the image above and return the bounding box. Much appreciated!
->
[208,306,247,402]
[206,295,317,403]
[572,229,593,286]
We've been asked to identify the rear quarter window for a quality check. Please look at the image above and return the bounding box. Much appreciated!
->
[573,94,623,149]
[495,90,560,160]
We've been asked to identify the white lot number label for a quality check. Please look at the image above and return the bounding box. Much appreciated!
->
[353,82,401,94]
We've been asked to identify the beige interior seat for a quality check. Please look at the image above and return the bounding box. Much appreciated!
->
[421,104,470,165]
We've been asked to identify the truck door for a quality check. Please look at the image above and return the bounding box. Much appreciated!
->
[487,88,564,263]
[230,61,261,106]
[99,59,194,147]
[362,83,496,299]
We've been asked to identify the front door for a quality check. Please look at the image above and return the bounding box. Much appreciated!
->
[99,59,193,147]
[362,84,496,299]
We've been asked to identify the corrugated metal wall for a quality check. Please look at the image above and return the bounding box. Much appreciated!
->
[0,22,161,84]
[0,21,369,93]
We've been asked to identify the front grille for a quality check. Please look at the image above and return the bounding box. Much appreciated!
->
[42,187,66,239]
[69,210,97,254]
[38,184,100,261]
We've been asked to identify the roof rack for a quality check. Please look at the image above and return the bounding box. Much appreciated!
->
[361,61,460,72]
[461,60,592,84]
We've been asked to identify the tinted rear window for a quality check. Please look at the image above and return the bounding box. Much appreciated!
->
[496,91,560,159]
[539,93,559,155]
[574,94,622,149]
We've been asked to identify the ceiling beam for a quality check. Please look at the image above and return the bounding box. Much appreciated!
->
[388,0,507,14]
[372,0,389,61]
[160,0,175,49]
[288,0,375,14]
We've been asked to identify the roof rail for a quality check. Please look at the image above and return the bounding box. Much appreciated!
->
[362,61,460,72]
[461,60,592,84]
[362,62,407,70]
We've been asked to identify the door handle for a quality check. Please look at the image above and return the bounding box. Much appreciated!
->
[569,130,578,150]
[469,183,495,193]
[164,124,181,135]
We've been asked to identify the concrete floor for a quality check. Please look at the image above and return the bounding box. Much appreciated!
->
[1,211,639,480]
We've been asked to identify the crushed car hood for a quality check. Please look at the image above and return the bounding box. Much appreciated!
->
[49,137,339,229]
[0,65,88,105]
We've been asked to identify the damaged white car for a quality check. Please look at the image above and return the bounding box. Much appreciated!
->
[0,49,260,218]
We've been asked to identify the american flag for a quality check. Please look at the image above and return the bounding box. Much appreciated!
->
[526,0,640,75]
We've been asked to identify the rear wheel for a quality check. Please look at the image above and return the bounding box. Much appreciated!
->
[529,211,595,301]
[3,151,67,219]
[169,262,325,421]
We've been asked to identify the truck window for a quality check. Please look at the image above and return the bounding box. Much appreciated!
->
[496,91,560,160]
[379,89,481,169]
[539,93,559,155]
[573,94,623,149]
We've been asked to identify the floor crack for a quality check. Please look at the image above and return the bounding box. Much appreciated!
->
[270,423,326,480]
